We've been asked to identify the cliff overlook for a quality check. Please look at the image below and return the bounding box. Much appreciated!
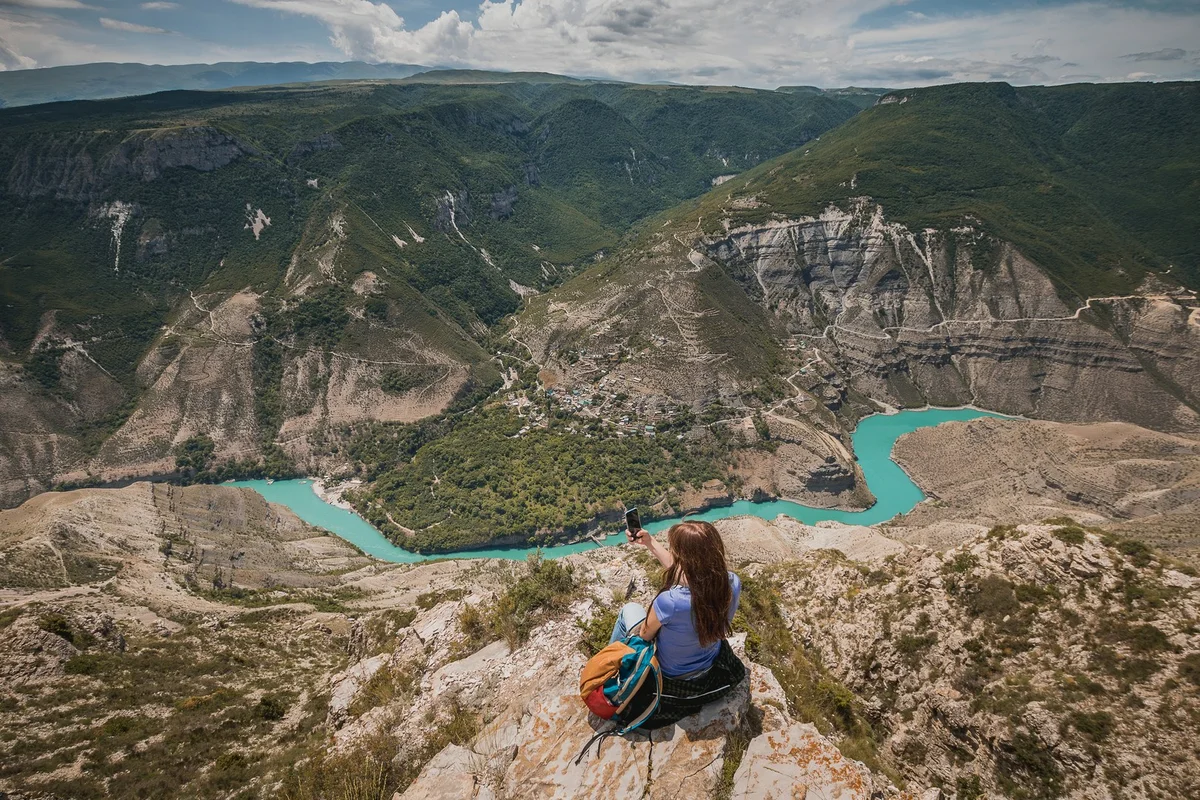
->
[0,474,1196,799]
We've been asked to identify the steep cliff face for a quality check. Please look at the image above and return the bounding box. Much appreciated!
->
[5,126,251,201]
[700,203,1200,431]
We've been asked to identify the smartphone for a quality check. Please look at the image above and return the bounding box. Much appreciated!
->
[625,507,642,532]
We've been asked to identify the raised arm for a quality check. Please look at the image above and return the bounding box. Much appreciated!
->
[628,527,673,570]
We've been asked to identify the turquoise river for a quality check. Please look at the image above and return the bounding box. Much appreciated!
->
[229,407,1005,562]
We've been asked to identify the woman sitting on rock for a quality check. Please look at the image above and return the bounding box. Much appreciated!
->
[611,520,742,681]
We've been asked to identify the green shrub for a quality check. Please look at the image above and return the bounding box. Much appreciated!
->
[956,775,984,800]
[987,525,1018,540]
[349,661,421,718]
[64,653,119,676]
[1052,526,1086,546]
[1102,535,1155,568]
[944,552,979,574]
[256,692,291,721]
[1180,653,1200,687]
[576,604,620,656]
[964,575,1020,620]
[998,731,1064,799]
[1108,623,1173,654]
[37,613,75,644]
[279,729,401,800]
[381,369,427,395]
[490,554,577,648]
[895,632,938,665]
[1070,710,1114,743]
[174,435,216,473]
[0,607,22,631]
[416,589,467,610]
[25,347,64,389]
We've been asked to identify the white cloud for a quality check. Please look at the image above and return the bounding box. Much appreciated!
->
[229,0,409,58]
[223,0,1200,87]
[0,0,94,8]
[99,17,173,34]
[140,1,181,9]
[0,33,35,68]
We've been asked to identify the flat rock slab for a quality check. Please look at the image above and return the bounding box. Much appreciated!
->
[731,722,873,800]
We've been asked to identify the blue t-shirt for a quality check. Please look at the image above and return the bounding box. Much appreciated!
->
[652,572,741,677]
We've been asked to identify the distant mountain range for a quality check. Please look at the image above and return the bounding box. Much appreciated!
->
[0,61,431,107]
[0,61,892,110]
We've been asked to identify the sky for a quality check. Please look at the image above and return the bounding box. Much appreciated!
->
[0,0,1198,88]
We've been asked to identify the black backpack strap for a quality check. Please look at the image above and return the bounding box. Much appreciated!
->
[575,728,620,765]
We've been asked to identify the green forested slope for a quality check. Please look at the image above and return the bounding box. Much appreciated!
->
[0,79,860,378]
[694,81,1200,295]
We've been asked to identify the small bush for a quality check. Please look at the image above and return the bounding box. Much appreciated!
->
[64,653,118,676]
[998,731,1064,799]
[957,775,985,800]
[816,680,858,728]
[964,575,1020,620]
[1052,526,1086,546]
[416,589,467,610]
[349,662,421,718]
[256,692,290,721]
[0,608,22,631]
[944,552,979,574]
[280,729,400,800]
[1103,535,1154,568]
[1070,710,1114,743]
[1180,653,1200,687]
[456,603,489,654]
[895,632,938,665]
[1016,582,1058,605]
[1109,623,1173,654]
[174,435,216,473]
[381,369,427,395]
[576,604,620,656]
[38,613,75,644]
[489,554,577,648]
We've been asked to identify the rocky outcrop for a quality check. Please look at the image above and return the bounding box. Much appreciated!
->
[3,479,1198,799]
[767,524,1200,799]
[6,126,251,201]
[435,190,472,233]
[396,628,924,800]
[287,132,341,163]
[702,203,1200,432]
[490,185,519,219]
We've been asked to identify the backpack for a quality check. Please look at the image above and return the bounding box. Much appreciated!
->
[575,635,662,762]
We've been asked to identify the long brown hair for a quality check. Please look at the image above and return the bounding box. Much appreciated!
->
[658,521,733,647]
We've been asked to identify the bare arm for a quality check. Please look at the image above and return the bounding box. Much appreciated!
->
[636,604,662,641]
[628,527,674,570]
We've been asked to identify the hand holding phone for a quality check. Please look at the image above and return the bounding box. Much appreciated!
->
[625,507,647,546]
[626,528,650,545]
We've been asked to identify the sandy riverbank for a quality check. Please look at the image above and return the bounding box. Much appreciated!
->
[311,478,362,512]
